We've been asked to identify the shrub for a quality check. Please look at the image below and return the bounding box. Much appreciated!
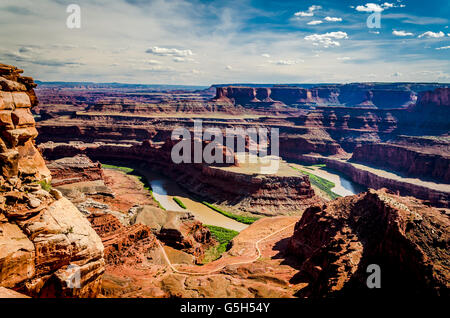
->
[202,225,239,263]
[39,180,52,192]
[202,201,259,224]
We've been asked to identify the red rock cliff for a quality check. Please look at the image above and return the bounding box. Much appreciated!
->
[0,63,105,297]
[288,189,449,297]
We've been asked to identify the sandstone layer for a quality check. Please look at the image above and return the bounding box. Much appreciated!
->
[0,63,105,298]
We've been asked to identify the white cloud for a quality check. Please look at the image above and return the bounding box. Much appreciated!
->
[294,11,313,17]
[418,31,445,38]
[324,17,342,22]
[146,46,194,57]
[392,30,414,36]
[436,46,450,50]
[356,3,385,12]
[304,31,348,48]
[225,65,233,70]
[269,59,304,65]
[337,57,351,61]
[172,57,194,62]
[294,5,321,17]
[147,59,162,65]
[355,2,399,12]
[307,20,323,25]
[1,0,446,85]
[308,5,322,11]
[261,53,271,58]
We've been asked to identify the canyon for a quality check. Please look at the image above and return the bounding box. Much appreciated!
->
[0,63,449,298]
[34,82,450,208]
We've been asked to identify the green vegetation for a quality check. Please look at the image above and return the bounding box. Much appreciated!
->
[173,197,187,209]
[64,226,74,234]
[303,164,326,171]
[291,166,341,200]
[201,201,259,224]
[202,225,239,263]
[39,180,52,192]
[101,164,134,174]
[101,163,165,210]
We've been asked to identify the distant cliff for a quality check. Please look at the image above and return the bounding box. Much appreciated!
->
[213,83,448,109]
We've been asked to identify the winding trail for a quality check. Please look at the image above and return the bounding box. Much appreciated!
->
[157,221,297,276]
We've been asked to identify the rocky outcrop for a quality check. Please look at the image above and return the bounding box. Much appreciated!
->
[132,206,213,262]
[0,63,104,298]
[288,189,449,297]
[46,154,105,186]
[87,213,158,265]
[0,286,30,298]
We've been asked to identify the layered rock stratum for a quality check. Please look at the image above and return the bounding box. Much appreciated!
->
[0,63,105,297]
[213,83,446,109]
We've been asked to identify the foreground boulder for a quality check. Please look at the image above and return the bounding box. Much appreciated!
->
[289,189,449,297]
[0,63,105,297]
[132,205,213,262]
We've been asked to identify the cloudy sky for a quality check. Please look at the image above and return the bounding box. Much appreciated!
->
[0,0,449,85]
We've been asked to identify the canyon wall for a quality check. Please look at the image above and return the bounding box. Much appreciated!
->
[350,88,450,183]
[297,154,449,208]
[352,142,450,183]
[213,83,447,109]
[0,63,105,297]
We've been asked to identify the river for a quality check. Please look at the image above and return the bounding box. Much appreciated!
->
[131,169,249,232]
[104,160,363,232]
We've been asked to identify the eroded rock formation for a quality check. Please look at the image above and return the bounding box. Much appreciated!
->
[132,206,213,262]
[46,154,105,187]
[288,189,449,297]
[39,140,320,216]
[88,213,158,265]
[0,63,105,297]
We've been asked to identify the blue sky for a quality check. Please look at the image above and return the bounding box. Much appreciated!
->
[0,0,449,84]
